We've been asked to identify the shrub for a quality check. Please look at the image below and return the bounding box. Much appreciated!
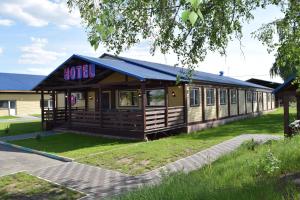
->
[258,149,281,176]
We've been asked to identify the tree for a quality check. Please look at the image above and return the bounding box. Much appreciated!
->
[67,0,298,79]
[254,0,300,80]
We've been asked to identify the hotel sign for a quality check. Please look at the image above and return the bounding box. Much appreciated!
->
[64,64,96,80]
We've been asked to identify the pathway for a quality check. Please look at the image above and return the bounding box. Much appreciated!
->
[0,131,57,141]
[0,116,40,123]
[30,134,281,199]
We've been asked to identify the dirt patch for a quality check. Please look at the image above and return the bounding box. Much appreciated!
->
[117,157,133,165]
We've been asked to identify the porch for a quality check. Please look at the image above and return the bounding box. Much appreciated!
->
[43,105,185,138]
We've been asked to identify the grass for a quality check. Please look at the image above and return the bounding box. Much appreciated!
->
[12,108,294,175]
[31,114,41,118]
[0,116,18,120]
[0,121,42,137]
[0,172,84,200]
[115,135,300,200]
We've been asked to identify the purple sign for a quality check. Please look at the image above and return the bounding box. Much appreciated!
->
[64,64,95,80]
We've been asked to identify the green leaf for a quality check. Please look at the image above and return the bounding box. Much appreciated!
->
[197,9,204,21]
[189,11,198,26]
[181,10,190,22]
[187,0,201,9]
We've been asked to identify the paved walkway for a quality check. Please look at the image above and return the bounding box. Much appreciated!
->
[0,116,40,123]
[30,134,281,199]
[0,143,63,177]
[0,131,57,141]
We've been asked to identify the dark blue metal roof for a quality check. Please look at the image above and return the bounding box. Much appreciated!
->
[102,54,272,90]
[273,75,295,94]
[0,72,45,91]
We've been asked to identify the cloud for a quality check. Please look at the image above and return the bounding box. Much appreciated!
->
[0,0,80,28]
[0,47,3,54]
[19,37,65,65]
[0,19,14,26]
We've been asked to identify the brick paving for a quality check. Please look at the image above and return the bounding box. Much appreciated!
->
[29,134,281,199]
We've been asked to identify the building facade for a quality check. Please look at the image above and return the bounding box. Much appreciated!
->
[0,73,50,116]
[35,54,274,140]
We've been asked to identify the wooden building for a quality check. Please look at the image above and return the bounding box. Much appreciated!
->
[246,78,282,107]
[34,54,275,140]
[0,73,50,116]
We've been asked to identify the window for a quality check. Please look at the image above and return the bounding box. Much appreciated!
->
[190,88,200,107]
[0,100,8,109]
[41,100,53,109]
[219,89,227,105]
[267,93,271,102]
[206,88,215,106]
[146,89,165,106]
[119,90,138,107]
[246,91,252,103]
[230,89,237,104]
[253,92,257,102]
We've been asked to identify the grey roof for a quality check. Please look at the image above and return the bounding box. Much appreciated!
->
[0,72,45,91]
[35,53,273,90]
[102,54,272,89]
[273,75,295,94]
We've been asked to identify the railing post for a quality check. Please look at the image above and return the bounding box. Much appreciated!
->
[99,88,102,128]
[183,83,188,125]
[227,88,231,117]
[164,83,168,127]
[52,90,56,126]
[64,91,68,121]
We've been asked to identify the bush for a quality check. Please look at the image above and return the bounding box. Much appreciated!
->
[258,149,281,176]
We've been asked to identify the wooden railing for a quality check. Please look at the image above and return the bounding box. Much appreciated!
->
[145,106,185,131]
[43,106,185,132]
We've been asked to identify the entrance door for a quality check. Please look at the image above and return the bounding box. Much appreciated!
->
[8,101,16,116]
[101,92,110,110]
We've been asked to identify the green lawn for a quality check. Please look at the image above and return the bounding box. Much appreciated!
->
[0,121,42,137]
[115,135,300,200]
[31,114,41,118]
[0,116,18,120]
[0,172,84,200]
[12,108,292,175]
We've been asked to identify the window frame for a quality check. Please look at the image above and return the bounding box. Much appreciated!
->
[253,92,257,102]
[118,90,139,107]
[230,89,237,104]
[206,88,215,106]
[0,100,9,109]
[190,88,200,107]
[146,88,166,107]
[219,89,227,105]
[246,91,252,103]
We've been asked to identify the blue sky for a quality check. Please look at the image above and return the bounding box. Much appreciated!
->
[0,0,283,83]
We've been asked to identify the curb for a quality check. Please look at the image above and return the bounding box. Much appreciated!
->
[0,141,73,162]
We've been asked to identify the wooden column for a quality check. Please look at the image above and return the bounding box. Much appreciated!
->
[41,89,45,130]
[164,84,169,127]
[283,95,290,136]
[216,88,219,119]
[182,83,188,124]
[252,91,254,113]
[95,89,99,112]
[141,82,146,133]
[64,91,68,121]
[52,90,56,126]
[111,89,116,109]
[245,90,247,114]
[237,89,240,115]
[67,90,71,128]
[297,94,300,120]
[201,86,205,122]
[99,88,102,128]
[262,92,264,111]
[84,90,88,111]
[228,88,231,117]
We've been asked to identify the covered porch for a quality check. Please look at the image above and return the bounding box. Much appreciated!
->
[36,54,187,139]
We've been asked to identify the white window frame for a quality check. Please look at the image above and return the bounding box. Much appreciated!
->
[206,88,215,106]
[230,89,237,104]
[219,89,227,105]
[190,88,200,107]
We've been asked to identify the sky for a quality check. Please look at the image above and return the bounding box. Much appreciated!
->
[0,0,284,83]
